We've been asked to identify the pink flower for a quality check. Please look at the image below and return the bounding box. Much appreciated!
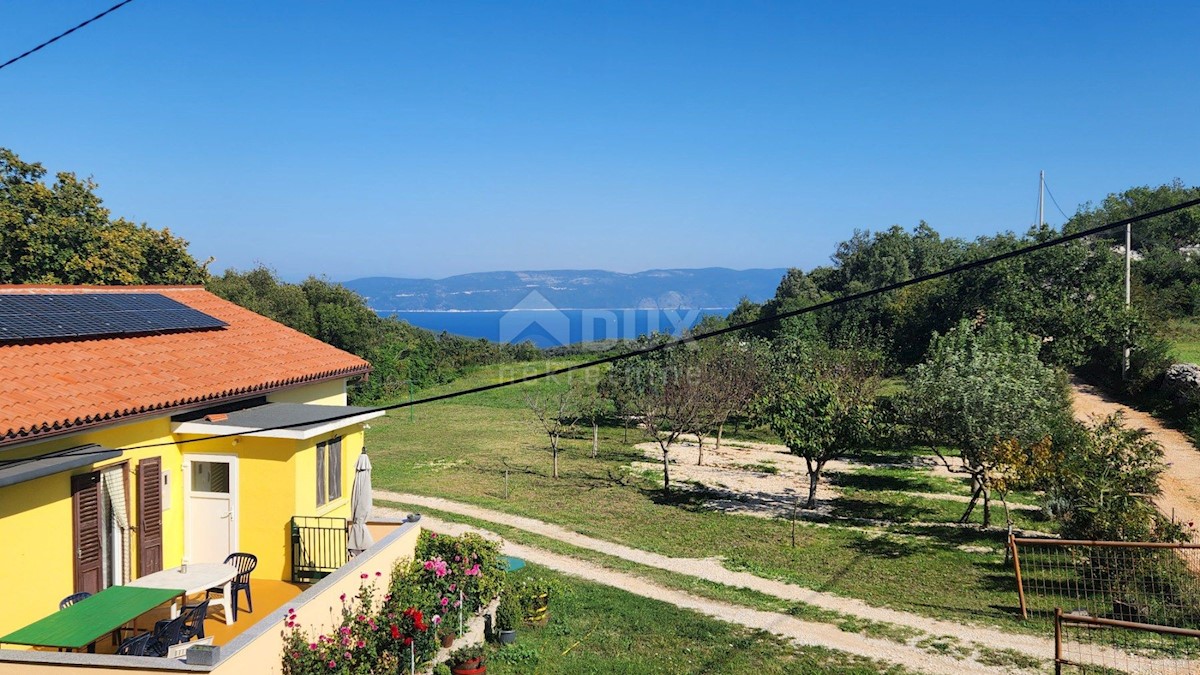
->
[430,533,438,538]
[339,593,346,602]
[432,615,441,625]
[465,564,481,576]
[356,640,365,648]
[287,607,296,615]
[375,571,382,577]
[454,600,461,608]
[454,555,462,562]
[449,583,456,592]
[327,661,336,669]
[383,594,392,602]
[361,573,369,579]
[440,597,449,607]
[309,643,318,650]
[340,626,351,635]
[356,614,366,622]
[344,651,352,659]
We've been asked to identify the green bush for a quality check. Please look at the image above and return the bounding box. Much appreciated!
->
[495,592,521,632]
[447,644,485,666]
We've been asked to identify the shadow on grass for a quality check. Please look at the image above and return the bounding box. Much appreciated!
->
[831,496,939,523]
[830,471,942,493]
[849,536,922,558]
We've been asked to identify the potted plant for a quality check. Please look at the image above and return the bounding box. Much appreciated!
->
[518,577,556,626]
[438,622,457,649]
[495,593,520,645]
[448,644,486,675]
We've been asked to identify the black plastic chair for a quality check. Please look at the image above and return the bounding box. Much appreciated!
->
[149,614,186,657]
[207,552,256,621]
[59,592,90,610]
[115,632,153,657]
[177,599,209,641]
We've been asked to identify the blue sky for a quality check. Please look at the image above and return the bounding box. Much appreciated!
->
[2,1,1198,281]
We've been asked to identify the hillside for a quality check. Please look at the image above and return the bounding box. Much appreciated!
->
[343,267,787,311]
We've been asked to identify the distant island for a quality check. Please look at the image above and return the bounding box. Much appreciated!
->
[342,267,788,312]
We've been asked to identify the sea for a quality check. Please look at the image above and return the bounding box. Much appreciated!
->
[377,308,732,348]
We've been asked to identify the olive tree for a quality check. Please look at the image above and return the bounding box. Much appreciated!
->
[905,318,1069,528]
[756,345,882,509]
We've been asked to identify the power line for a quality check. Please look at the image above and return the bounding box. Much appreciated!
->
[0,0,136,73]
[1044,180,1072,222]
[85,195,1199,456]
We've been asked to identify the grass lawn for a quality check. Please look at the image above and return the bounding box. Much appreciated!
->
[483,565,908,674]
[369,360,1044,633]
[1165,318,1200,363]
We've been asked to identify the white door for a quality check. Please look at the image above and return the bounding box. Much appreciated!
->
[183,455,238,564]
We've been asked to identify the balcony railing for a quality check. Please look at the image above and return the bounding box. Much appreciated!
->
[290,516,348,583]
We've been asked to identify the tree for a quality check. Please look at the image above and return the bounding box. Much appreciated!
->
[606,336,707,494]
[1053,413,1179,542]
[688,335,767,463]
[904,318,1070,527]
[523,384,581,479]
[571,378,610,459]
[0,148,209,284]
[756,345,882,508]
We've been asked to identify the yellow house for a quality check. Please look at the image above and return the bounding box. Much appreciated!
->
[0,285,387,640]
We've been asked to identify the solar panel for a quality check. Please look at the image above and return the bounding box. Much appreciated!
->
[0,293,227,342]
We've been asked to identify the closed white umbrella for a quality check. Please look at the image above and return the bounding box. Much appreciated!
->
[347,449,374,556]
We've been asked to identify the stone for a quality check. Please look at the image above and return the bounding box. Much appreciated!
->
[1163,363,1200,406]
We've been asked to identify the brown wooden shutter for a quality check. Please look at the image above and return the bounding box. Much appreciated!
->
[71,472,103,594]
[137,458,163,576]
[316,442,327,506]
[328,437,343,501]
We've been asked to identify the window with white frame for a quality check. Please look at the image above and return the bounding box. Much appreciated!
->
[316,436,343,507]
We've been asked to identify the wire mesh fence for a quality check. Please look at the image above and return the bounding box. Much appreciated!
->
[1012,536,1200,673]
[1055,610,1200,674]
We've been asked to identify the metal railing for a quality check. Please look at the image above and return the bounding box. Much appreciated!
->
[1054,608,1200,674]
[291,516,348,583]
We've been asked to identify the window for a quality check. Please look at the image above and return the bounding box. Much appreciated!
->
[316,436,343,507]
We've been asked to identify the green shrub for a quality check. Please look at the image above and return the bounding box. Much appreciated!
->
[496,592,521,632]
[447,644,485,666]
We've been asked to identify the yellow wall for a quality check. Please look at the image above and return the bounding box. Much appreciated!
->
[267,379,347,406]
[0,417,185,637]
[0,379,364,637]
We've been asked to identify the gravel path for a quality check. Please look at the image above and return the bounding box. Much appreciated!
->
[1070,376,1200,532]
[373,505,1015,674]
[375,490,1058,668]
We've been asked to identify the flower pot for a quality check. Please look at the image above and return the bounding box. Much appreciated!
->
[450,657,486,675]
[441,633,456,648]
[498,629,517,645]
[524,594,549,625]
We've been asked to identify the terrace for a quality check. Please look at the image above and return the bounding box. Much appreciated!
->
[0,518,421,673]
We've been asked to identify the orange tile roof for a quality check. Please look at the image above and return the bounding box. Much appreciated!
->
[0,286,372,447]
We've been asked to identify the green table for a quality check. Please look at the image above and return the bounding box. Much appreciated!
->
[0,586,185,651]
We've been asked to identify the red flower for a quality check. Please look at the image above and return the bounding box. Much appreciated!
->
[390,624,400,640]
[403,636,413,646]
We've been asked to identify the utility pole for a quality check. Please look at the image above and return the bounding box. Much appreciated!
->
[1037,170,1045,227]
[1123,222,1132,380]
